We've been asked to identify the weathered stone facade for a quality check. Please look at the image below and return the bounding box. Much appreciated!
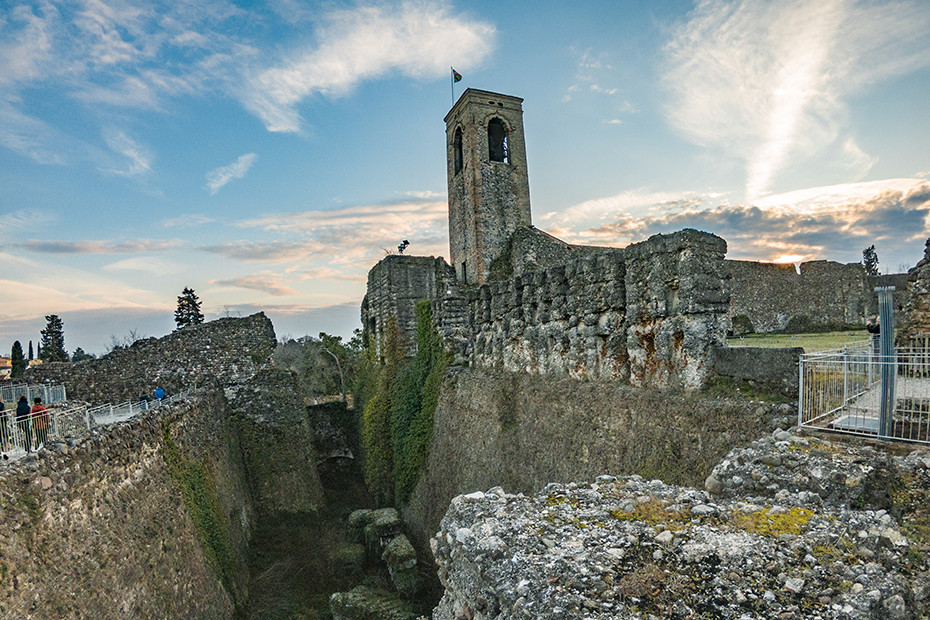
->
[25,312,276,403]
[1,315,325,617]
[364,229,728,390]
[725,260,907,333]
[900,239,930,344]
[445,89,532,286]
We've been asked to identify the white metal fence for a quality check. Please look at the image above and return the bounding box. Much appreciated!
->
[1,382,67,405]
[1,391,189,459]
[799,339,930,444]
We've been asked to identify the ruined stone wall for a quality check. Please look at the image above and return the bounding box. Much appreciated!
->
[25,313,276,404]
[361,255,460,358]
[2,315,325,617]
[900,239,930,343]
[401,367,791,549]
[467,229,728,388]
[0,396,239,618]
[725,260,870,332]
[363,230,729,390]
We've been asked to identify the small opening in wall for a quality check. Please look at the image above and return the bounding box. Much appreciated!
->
[453,128,463,174]
[461,262,467,283]
[488,118,509,164]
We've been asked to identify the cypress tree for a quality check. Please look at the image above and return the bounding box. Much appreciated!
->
[11,341,25,378]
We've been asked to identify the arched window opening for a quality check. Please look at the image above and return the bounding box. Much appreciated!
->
[488,118,509,164]
[453,128,463,174]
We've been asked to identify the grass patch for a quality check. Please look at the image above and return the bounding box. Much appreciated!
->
[728,330,868,353]
[729,506,814,536]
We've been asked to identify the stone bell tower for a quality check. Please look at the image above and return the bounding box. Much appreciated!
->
[444,89,532,285]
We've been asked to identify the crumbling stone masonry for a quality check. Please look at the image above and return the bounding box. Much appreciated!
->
[363,89,729,390]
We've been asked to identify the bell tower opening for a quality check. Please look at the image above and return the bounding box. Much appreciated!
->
[488,118,509,164]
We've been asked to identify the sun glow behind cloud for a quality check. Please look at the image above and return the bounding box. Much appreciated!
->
[663,0,930,201]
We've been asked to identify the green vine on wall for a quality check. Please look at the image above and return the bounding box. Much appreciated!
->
[360,303,451,505]
[161,422,236,597]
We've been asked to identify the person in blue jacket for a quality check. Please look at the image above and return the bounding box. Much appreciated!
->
[154,386,165,401]
[15,395,33,452]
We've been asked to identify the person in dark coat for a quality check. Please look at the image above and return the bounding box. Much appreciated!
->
[15,395,32,452]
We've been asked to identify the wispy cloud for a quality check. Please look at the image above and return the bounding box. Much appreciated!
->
[663,0,930,200]
[242,3,496,132]
[208,271,298,296]
[298,267,367,283]
[103,256,188,275]
[206,153,257,194]
[17,239,178,254]
[100,128,152,176]
[161,213,216,228]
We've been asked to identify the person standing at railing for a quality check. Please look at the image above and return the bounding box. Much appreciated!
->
[15,395,32,453]
[31,398,49,450]
[154,386,165,401]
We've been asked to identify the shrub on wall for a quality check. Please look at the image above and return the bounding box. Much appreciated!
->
[731,314,754,336]
[360,304,450,505]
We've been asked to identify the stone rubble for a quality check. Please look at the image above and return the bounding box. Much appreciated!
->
[431,430,930,619]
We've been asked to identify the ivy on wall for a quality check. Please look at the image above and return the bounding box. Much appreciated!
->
[360,303,450,505]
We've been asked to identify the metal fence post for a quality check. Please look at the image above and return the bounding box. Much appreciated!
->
[798,355,805,427]
[876,286,896,439]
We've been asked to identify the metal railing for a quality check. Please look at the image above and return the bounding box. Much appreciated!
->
[1,391,189,459]
[799,339,930,444]
[1,382,67,405]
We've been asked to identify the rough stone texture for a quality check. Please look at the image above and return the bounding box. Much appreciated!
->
[0,396,240,618]
[712,346,804,396]
[725,260,908,334]
[446,89,532,285]
[624,230,728,389]
[25,313,276,404]
[361,256,466,361]
[901,239,930,344]
[1,312,327,617]
[329,585,420,620]
[364,230,729,390]
[430,432,930,619]
[401,367,794,552]
[228,368,324,517]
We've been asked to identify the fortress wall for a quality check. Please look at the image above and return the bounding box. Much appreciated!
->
[3,316,324,617]
[0,395,240,618]
[402,367,788,548]
[469,249,628,380]
[25,313,276,404]
[361,255,457,358]
[724,260,869,332]
[467,229,728,389]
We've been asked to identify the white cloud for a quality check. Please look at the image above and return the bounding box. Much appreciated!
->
[242,3,496,132]
[208,271,299,296]
[100,128,152,176]
[206,153,257,194]
[103,256,187,275]
[663,0,930,201]
[161,213,216,228]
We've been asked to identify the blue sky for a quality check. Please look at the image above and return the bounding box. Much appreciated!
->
[2,0,930,355]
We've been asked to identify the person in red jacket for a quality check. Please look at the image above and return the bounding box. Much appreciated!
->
[31,397,49,450]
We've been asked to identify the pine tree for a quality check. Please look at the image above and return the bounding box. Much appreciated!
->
[72,347,95,362]
[175,287,204,329]
[40,315,68,362]
[11,341,25,378]
[862,245,880,276]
